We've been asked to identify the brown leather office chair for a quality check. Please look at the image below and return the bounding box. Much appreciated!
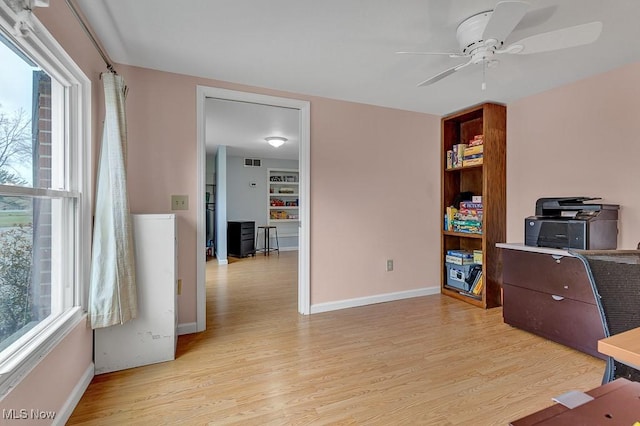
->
[572,250,640,383]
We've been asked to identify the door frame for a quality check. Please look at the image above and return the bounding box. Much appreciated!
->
[196,86,311,330]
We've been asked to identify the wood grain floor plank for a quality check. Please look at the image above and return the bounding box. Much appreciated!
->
[68,251,604,424]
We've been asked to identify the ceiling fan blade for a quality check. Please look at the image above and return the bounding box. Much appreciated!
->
[482,1,530,44]
[508,21,603,55]
[396,51,464,58]
[417,60,473,87]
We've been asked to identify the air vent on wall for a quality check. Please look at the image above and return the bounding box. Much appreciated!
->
[244,158,262,167]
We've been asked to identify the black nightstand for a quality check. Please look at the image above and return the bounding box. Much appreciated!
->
[227,221,255,257]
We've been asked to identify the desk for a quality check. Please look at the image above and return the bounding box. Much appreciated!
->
[598,327,640,368]
[510,378,640,425]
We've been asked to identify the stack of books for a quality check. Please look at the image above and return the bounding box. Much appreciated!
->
[446,143,467,169]
[462,134,484,167]
[469,249,484,295]
[452,200,483,234]
[469,270,484,295]
[445,249,474,265]
[444,206,457,231]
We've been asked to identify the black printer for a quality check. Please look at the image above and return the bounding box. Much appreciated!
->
[525,197,619,250]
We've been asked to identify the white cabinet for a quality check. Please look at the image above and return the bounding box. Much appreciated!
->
[94,214,177,374]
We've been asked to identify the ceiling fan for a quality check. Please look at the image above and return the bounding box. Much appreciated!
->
[398,1,603,88]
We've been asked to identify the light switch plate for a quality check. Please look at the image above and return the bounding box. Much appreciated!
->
[171,195,189,211]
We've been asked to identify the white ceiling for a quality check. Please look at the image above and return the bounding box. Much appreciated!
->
[75,0,640,156]
[205,99,299,159]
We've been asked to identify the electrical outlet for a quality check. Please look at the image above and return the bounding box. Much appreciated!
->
[177,279,182,295]
[171,195,189,211]
[386,259,394,272]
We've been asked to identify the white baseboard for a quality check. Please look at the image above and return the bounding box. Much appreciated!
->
[54,362,94,426]
[310,287,440,314]
[217,258,228,265]
[178,322,198,335]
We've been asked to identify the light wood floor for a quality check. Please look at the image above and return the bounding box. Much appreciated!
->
[68,251,604,425]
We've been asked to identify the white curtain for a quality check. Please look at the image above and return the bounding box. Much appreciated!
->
[88,72,137,329]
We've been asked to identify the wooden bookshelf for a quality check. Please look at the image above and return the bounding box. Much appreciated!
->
[441,103,506,308]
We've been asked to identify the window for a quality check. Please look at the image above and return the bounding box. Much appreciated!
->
[0,3,90,394]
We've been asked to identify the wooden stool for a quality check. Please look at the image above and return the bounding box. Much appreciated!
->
[256,226,279,255]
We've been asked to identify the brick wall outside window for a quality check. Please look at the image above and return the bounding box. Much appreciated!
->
[32,71,52,320]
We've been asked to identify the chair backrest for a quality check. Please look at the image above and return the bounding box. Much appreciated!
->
[572,250,640,382]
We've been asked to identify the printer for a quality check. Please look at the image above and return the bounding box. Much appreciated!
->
[525,197,619,250]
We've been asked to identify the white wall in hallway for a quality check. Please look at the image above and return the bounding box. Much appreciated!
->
[227,156,299,249]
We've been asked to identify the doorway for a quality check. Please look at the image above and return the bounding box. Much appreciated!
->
[196,86,311,332]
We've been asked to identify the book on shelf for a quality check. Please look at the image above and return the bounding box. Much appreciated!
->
[459,201,483,209]
[445,254,477,265]
[462,157,483,167]
[449,143,468,168]
[445,206,457,231]
[458,209,483,219]
[463,144,484,156]
[468,134,484,147]
[463,153,483,160]
[473,250,483,264]
[452,222,482,228]
[471,273,484,295]
[465,265,482,288]
[451,220,482,234]
[446,249,473,258]
[456,143,466,164]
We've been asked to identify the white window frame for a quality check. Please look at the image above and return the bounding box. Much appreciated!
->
[0,2,91,397]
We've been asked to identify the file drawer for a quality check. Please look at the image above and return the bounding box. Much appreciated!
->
[499,244,606,359]
[503,284,605,358]
[228,221,255,257]
[502,249,595,305]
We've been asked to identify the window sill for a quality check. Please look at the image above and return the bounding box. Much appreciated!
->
[0,307,86,398]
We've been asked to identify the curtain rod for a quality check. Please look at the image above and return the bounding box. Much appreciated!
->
[64,0,116,74]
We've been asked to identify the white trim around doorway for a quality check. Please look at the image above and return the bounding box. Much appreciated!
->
[196,86,311,330]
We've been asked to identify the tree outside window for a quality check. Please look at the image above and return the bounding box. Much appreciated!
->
[0,44,52,348]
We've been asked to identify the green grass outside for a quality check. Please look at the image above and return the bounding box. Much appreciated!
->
[0,211,32,227]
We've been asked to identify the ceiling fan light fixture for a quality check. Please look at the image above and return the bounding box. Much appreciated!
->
[266,136,287,148]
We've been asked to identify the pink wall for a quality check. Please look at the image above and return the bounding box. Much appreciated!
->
[118,65,442,317]
[1,322,93,424]
[310,101,440,301]
[507,62,640,249]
